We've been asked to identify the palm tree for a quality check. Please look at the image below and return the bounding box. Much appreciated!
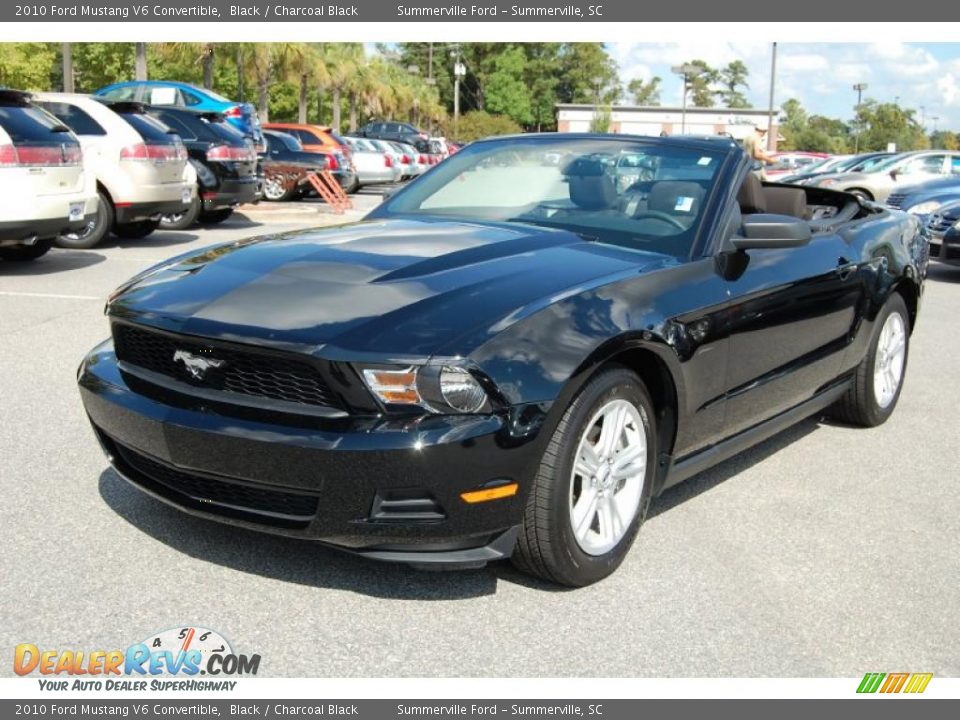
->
[155,43,220,90]
[240,43,296,123]
[62,43,74,92]
[321,44,364,132]
[289,44,330,124]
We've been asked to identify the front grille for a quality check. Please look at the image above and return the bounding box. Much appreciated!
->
[927,213,955,236]
[886,193,906,209]
[113,322,343,410]
[110,438,319,526]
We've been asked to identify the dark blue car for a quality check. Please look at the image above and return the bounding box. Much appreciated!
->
[95,81,262,145]
[886,171,960,221]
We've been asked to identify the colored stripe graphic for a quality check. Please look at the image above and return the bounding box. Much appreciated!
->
[857,673,885,693]
[880,673,910,693]
[903,673,933,694]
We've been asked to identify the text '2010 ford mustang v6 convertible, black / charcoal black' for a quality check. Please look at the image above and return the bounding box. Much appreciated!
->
[78,134,927,586]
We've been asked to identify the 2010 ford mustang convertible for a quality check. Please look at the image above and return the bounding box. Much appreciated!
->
[78,134,927,586]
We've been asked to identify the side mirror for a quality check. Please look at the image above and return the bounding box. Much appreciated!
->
[732,214,811,250]
[890,169,899,180]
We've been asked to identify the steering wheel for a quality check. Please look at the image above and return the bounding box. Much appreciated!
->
[631,210,687,230]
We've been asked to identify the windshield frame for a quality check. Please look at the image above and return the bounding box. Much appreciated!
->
[367,134,736,261]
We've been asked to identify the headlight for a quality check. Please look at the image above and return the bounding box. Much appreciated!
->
[438,367,487,413]
[360,364,491,414]
[953,219,960,230]
[907,200,942,215]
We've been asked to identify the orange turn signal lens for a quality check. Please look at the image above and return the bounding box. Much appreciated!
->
[362,367,421,406]
[460,483,519,504]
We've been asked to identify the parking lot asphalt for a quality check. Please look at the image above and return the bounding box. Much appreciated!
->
[1,201,958,677]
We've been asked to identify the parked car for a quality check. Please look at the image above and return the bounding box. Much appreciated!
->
[356,120,429,151]
[885,175,960,221]
[33,93,193,247]
[94,81,263,146]
[387,141,428,179]
[923,199,960,264]
[342,137,401,186]
[809,150,960,202]
[262,123,357,187]
[259,130,330,201]
[764,151,829,179]
[144,106,258,229]
[79,134,925,586]
[781,152,895,185]
[0,90,97,261]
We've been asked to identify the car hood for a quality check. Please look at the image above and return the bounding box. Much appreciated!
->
[897,177,960,197]
[107,217,670,358]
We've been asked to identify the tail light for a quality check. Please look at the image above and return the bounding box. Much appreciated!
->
[206,144,256,162]
[418,132,428,139]
[418,154,426,164]
[0,142,82,167]
[223,105,244,118]
[385,154,393,168]
[401,154,410,165]
[326,153,340,170]
[120,142,187,162]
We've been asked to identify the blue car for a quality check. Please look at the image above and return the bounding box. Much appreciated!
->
[886,167,960,221]
[94,81,262,144]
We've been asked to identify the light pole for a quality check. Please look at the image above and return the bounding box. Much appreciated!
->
[671,63,703,135]
[452,48,466,135]
[853,82,868,153]
[767,42,777,151]
[931,115,940,135]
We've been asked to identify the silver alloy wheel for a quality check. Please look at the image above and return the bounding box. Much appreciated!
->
[874,310,907,409]
[569,399,647,556]
[160,211,185,225]
[262,176,287,200]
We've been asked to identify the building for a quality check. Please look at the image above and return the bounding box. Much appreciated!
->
[556,104,781,149]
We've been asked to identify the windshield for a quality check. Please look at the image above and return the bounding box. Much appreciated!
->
[373,137,726,258]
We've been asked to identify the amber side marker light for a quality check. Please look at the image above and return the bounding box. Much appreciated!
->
[460,483,519,504]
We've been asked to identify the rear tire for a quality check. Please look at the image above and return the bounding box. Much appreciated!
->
[830,293,910,427]
[513,366,656,587]
[0,239,53,261]
[262,175,294,202]
[56,190,111,249]
[159,193,201,230]
[113,220,159,240]
[198,208,234,225]
[849,189,873,202]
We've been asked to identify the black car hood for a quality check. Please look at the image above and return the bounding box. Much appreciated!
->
[108,217,671,358]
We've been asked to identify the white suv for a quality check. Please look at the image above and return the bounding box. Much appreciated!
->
[33,93,194,248]
[0,90,97,262]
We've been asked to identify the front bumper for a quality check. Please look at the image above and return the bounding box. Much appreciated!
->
[78,342,535,566]
[115,199,191,224]
[930,228,960,264]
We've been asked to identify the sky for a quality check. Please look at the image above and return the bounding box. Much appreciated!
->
[609,42,960,132]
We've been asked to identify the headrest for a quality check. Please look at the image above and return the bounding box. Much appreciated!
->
[648,181,704,216]
[763,186,807,219]
[566,159,617,210]
[738,173,766,214]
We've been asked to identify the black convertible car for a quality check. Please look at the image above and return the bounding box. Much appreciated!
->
[78,135,926,586]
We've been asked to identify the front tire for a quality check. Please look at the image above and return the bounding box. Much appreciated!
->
[830,293,910,427]
[262,175,294,202]
[0,239,53,261]
[513,367,656,586]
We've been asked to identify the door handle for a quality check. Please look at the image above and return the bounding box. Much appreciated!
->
[836,257,857,280]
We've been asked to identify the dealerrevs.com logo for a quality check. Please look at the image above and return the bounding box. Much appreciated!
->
[857,672,933,694]
[14,626,260,691]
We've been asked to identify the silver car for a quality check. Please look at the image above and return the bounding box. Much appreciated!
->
[809,151,960,203]
[388,141,427,179]
[343,137,401,186]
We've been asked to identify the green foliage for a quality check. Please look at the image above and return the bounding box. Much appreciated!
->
[446,110,521,142]
[627,76,661,106]
[779,98,852,153]
[484,46,532,125]
[589,106,612,133]
[71,43,135,92]
[718,60,750,108]
[0,43,57,90]
[685,59,718,107]
[930,130,959,151]
[854,100,929,152]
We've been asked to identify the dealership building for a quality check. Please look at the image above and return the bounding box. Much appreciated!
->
[555,104,781,148]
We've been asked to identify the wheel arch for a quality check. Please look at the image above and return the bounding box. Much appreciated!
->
[893,274,920,333]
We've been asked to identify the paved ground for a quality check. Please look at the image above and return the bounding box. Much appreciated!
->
[1,203,958,677]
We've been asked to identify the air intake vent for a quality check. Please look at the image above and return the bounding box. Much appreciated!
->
[370,490,445,523]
